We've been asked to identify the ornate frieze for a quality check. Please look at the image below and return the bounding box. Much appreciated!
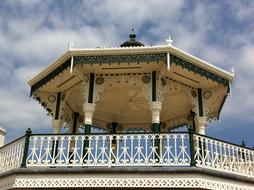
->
[30,53,230,97]
[33,91,58,118]
[1,174,253,190]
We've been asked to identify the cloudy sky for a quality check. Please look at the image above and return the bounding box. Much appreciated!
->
[0,0,254,147]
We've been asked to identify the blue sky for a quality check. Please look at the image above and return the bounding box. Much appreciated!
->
[0,0,254,147]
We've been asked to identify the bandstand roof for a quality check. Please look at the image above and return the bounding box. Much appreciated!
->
[28,38,234,131]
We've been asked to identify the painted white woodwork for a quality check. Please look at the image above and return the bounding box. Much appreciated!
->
[0,133,253,179]
[25,133,190,167]
[83,103,96,125]
[195,116,207,135]
[150,101,162,124]
[1,174,254,190]
[0,127,6,147]
[194,134,254,177]
[0,137,25,173]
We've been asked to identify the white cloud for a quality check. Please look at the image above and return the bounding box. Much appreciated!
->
[0,0,254,143]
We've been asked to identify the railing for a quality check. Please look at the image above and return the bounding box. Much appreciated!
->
[0,136,25,173]
[26,133,191,167]
[0,131,253,178]
[194,134,254,177]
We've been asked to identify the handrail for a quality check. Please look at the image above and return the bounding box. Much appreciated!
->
[0,135,25,150]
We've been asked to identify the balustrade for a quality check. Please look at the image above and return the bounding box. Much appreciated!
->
[0,132,253,178]
[0,137,25,173]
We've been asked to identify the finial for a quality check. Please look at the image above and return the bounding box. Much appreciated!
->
[68,42,74,50]
[166,35,173,46]
[129,28,136,40]
[26,128,32,135]
[231,66,235,75]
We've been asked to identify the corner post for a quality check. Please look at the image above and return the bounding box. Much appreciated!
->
[51,92,62,163]
[188,127,196,167]
[151,71,162,163]
[21,128,32,168]
[83,73,95,161]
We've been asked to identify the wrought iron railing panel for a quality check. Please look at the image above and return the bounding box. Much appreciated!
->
[0,137,25,173]
[26,133,191,167]
[0,132,253,178]
[193,134,254,176]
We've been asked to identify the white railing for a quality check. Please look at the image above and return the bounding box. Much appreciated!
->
[26,133,191,167]
[193,134,254,177]
[0,132,253,178]
[0,137,25,173]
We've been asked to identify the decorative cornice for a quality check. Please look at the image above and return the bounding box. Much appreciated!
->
[171,54,230,86]
[30,53,231,101]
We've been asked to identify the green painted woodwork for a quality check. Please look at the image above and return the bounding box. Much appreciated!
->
[152,123,161,163]
[170,54,229,86]
[21,128,32,168]
[30,58,71,96]
[54,93,61,120]
[188,127,196,166]
[83,124,92,160]
[74,53,166,65]
[88,73,95,103]
[72,112,79,133]
[152,71,156,101]
[30,53,230,96]
[197,88,203,117]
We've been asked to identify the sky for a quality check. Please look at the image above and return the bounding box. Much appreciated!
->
[0,0,253,147]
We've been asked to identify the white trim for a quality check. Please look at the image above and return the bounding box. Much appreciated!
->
[1,173,253,190]
[28,45,234,87]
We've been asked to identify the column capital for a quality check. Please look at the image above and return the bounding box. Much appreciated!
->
[83,103,96,125]
[52,119,61,134]
[150,101,162,124]
[195,116,207,135]
[83,103,96,113]
[150,101,162,112]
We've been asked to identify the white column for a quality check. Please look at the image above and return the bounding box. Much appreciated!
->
[195,116,207,135]
[150,101,162,124]
[52,119,61,134]
[83,103,96,125]
[0,127,6,147]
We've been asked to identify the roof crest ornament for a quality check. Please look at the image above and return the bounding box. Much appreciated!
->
[166,35,173,46]
[68,42,74,50]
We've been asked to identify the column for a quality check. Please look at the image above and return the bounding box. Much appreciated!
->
[151,71,162,162]
[69,112,79,162]
[195,88,207,135]
[51,92,61,162]
[52,92,62,133]
[110,122,118,163]
[84,73,95,133]
[0,127,6,147]
[83,73,95,161]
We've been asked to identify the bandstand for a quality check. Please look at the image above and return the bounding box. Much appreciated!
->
[0,31,254,190]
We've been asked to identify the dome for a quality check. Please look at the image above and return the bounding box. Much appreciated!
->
[120,29,145,47]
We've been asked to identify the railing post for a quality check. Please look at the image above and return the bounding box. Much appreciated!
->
[188,127,196,167]
[21,128,32,168]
